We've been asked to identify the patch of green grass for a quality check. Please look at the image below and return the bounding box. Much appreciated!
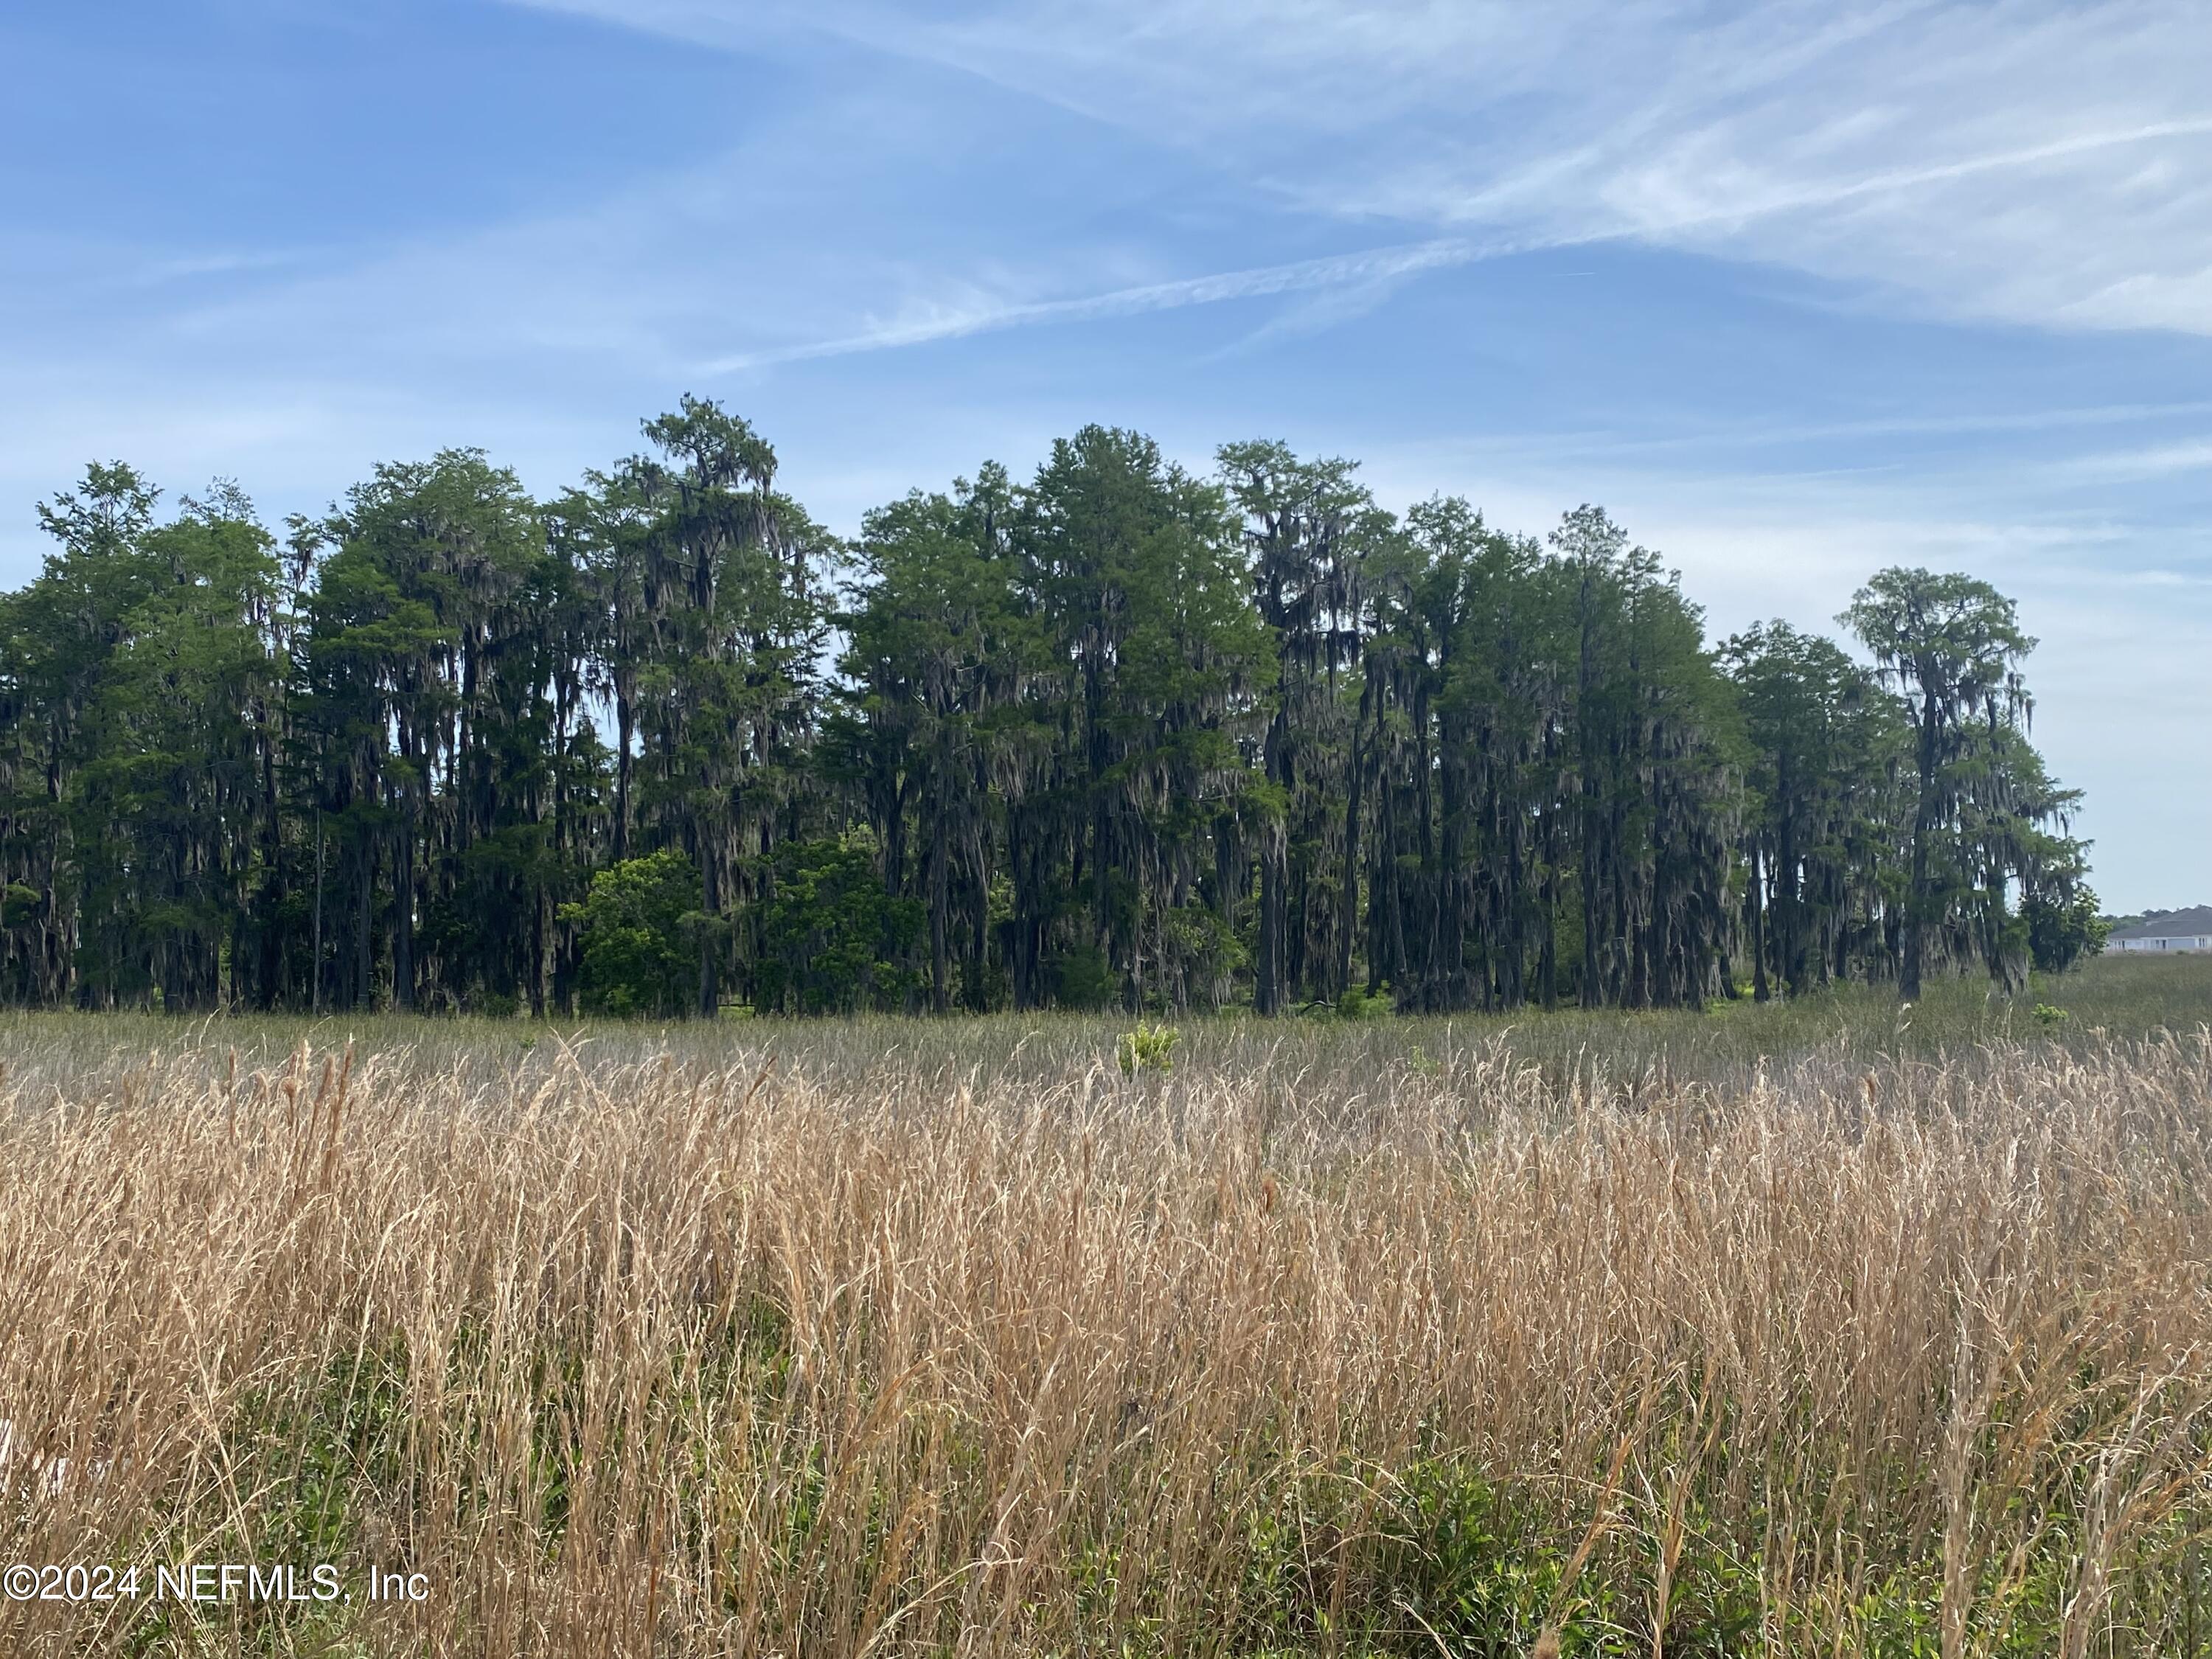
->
[0,953,2204,1110]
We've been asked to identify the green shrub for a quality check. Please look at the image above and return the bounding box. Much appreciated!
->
[1116,1020,1179,1074]
[557,850,703,1018]
[1,882,39,928]
[2025,888,2110,972]
[1335,983,1393,1020]
[1052,940,1120,1011]
[753,835,922,1015]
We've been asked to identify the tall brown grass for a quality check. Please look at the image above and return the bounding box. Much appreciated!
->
[2,1011,2211,1655]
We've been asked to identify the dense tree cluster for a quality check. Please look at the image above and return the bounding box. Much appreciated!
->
[0,401,2098,1016]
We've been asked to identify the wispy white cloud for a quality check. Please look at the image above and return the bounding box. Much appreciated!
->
[1369,402,2212,473]
[700,235,1507,369]
[512,0,2212,338]
[131,248,313,286]
[2066,439,2212,479]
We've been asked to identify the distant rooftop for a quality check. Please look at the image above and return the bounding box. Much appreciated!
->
[2111,905,2212,941]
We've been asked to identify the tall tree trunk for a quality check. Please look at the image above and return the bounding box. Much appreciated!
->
[355,831,375,1010]
[1256,823,1285,1016]
[1749,839,1770,1003]
[1903,692,1939,1001]
[698,838,720,1018]
[1775,751,1801,997]
[1335,687,1366,1001]
[394,790,416,1011]
[613,692,634,860]
[928,762,950,1015]
[312,811,325,1014]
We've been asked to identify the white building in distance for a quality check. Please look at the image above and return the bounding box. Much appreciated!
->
[2109,906,2212,953]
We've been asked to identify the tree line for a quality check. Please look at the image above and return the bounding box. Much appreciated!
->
[0,399,2101,1017]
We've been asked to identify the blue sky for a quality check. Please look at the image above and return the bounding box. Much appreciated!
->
[3,0,2207,911]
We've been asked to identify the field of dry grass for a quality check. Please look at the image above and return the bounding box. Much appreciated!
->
[1,956,2210,1657]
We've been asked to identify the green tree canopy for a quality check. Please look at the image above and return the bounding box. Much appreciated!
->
[560,850,703,1018]
[0,411,2099,1018]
